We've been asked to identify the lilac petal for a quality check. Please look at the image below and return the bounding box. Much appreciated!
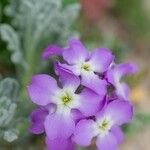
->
[55,62,80,90]
[105,100,133,125]
[73,119,96,146]
[96,132,117,150]
[27,74,59,106]
[106,63,135,100]
[71,109,85,124]
[29,107,48,134]
[41,44,63,59]
[46,137,74,150]
[79,88,104,116]
[111,126,124,144]
[107,63,137,84]
[44,112,75,140]
[90,48,114,73]
[116,82,129,100]
[116,63,138,76]
[55,61,81,76]
[105,68,114,85]
[63,39,89,64]
[55,62,74,75]
[81,72,107,96]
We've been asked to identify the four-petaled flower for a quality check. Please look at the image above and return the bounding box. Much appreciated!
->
[106,63,137,100]
[73,100,133,150]
[28,70,103,140]
[42,39,114,95]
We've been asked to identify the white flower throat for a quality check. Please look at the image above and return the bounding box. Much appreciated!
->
[52,87,80,114]
[75,61,94,76]
[81,63,91,72]
[61,93,72,106]
[94,116,113,137]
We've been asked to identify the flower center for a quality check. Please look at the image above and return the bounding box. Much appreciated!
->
[95,117,113,137]
[98,120,109,131]
[81,63,90,71]
[53,87,80,114]
[61,95,72,105]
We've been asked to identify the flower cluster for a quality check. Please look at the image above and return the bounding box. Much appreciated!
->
[27,39,137,150]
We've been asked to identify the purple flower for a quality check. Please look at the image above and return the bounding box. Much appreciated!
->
[106,63,137,100]
[73,100,133,150]
[42,39,114,95]
[28,38,137,150]
[27,70,104,140]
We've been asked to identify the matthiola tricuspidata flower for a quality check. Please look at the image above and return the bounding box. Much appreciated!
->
[28,69,104,140]
[106,63,137,100]
[28,38,137,150]
[73,100,133,150]
[42,39,112,95]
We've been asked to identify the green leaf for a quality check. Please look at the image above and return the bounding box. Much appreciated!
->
[0,78,19,142]
[0,24,23,64]
[3,129,19,142]
[0,77,19,101]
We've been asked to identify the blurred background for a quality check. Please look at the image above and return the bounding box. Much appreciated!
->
[0,0,150,149]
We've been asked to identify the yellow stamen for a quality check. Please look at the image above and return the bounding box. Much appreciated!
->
[81,64,90,71]
[99,120,109,131]
[62,95,71,105]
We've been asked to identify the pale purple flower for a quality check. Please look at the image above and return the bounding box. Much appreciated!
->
[106,63,137,100]
[28,38,137,150]
[27,70,104,140]
[42,39,114,95]
[73,100,133,150]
